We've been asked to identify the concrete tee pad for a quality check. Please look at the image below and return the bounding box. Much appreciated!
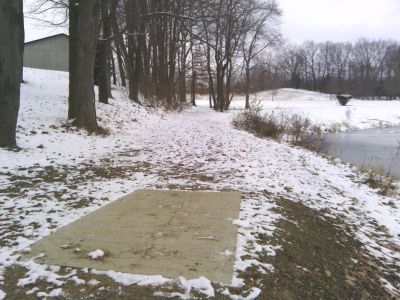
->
[23,190,241,284]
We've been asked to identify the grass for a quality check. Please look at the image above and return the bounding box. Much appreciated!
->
[360,164,398,197]
[248,196,400,299]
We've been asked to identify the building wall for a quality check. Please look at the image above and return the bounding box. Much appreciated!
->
[24,35,69,72]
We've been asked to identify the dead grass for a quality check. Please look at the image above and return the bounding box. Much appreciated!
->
[248,195,400,299]
[360,164,398,197]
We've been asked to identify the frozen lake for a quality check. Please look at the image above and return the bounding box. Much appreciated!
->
[326,127,400,178]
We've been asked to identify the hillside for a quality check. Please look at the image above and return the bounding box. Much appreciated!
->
[197,88,400,131]
[0,69,399,299]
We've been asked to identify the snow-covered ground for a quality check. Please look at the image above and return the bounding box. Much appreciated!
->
[196,88,400,131]
[0,68,399,299]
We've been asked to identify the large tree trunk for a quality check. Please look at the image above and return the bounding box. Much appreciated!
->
[98,0,111,104]
[110,47,117,86]
[98,39,109,104]
[0,0,24,148]
[109,0,126,87]
[126,0,141,104]
[115,42,126,87]
[68,0,100,131]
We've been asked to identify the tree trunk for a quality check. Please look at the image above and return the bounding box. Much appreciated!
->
[98,0,111,104]
[0,0,24,148]
[245,60,250,109]
[206,45,215,109]
[216,65,225,112]
[126,0,141,104]
[110,0,126,87]
[116,43,126,87]
[224,61,233,111]
[68,0,100,131]
[110,46,117,86]
[98,40,109,104]
[191,70,197,106]
[178,43,187,103]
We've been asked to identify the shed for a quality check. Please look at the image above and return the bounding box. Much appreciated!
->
[24,34,69,72]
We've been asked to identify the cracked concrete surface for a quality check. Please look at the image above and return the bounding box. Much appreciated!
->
[23,190,241,284]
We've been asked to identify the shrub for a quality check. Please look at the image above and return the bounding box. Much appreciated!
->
[253,112,285,140]
[233,100,326,153]
[233,100,285,139]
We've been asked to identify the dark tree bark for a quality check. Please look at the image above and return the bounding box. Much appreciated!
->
[110,47,117,86]
[115,42,126,87]
[68,0,100,131]
[191,70,197,106]
[126,0,141,104]
[206,45,215,109]
[98,39,109,104]
[98,0,111,104]
[0,0,24,147]
[245,60,251,109]
[109,0,126,87]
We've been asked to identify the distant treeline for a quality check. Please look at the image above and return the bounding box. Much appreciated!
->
[250,39,400,99]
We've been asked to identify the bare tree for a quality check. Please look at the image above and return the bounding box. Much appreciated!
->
[242,0,281,108]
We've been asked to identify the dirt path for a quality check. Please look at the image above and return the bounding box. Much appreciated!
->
[0,108,399,299]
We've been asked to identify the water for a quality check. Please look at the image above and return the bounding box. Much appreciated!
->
[325,127,400,179]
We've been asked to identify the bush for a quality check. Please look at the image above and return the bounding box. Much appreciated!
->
[233,100,326,152]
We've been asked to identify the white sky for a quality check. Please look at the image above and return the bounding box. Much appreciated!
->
[24,0,400,43]
[24,0,67,42]
[279,0,400,43]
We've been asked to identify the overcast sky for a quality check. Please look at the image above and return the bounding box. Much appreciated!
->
[24,0,400,43]
[279,0,400,43]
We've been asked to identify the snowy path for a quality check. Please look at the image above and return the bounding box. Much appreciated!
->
[0,69,399,298]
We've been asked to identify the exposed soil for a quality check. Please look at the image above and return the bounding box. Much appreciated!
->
[247,196,399,299]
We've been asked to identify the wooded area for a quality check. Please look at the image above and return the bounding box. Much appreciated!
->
[91,0,281,111]
[0,0,281,146]
[254,39,400,100]
[1,0,400,148]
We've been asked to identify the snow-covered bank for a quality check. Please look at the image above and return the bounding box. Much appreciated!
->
[196,88,400,131]
[1,68,162,170]
[0,69,399,299]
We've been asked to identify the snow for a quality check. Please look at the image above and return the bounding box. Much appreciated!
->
[48,288,64,297]
[36,288,64,299]
[222,287,262,300]
[196,88,400,131]
[0,68,399,298]
[87,249,105,260]
[87,279,100,286]
[154,276,215,299]
[91,270,172,287]
[69,276,85,285]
